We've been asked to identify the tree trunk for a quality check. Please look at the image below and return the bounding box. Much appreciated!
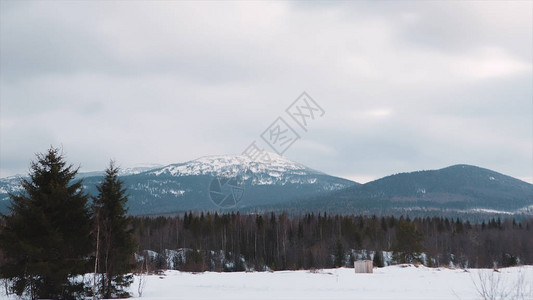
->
[93,219,100,300]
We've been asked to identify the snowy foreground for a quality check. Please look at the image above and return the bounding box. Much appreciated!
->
[129,265,533,300]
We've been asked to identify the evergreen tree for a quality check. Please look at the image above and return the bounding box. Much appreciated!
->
[334,238,344,267]
[0,148,92,299]
[373,250,385,268]
[93,162,136,298]
[392,220,424,264]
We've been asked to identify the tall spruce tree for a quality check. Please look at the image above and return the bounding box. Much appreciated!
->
[0,148,92,299]
[392,220,424,263]
[334,238,344,267]
[93,162,136,298]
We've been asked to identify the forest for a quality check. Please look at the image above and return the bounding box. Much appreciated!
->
[132,212,533,273]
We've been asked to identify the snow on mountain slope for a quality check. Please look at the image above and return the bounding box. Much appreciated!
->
[149,153,332,186]
[152,153,310,176]
[76,164,163,178]
[0,176,24,194]
[120,164,164,176]
[0,154,355,215]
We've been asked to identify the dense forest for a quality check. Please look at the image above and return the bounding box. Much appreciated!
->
[132,212,533,272]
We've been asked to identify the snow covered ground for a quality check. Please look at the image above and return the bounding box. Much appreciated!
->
[129,265,533,300]
[1,265,531,299]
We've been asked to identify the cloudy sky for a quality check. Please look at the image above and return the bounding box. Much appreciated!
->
[1,1,532,183]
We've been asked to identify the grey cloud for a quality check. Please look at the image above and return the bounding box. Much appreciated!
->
[0,1,531,183]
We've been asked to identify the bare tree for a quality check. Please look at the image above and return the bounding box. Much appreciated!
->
[472,267,531,300]
[93,211,101,300]
[137,258,148,297]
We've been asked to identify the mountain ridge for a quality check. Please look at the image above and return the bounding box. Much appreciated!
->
[0,156,531,217]
[0,153,356,215]
[266,163,533,217]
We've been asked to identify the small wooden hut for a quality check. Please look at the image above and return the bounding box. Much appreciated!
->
[354,260,373,273]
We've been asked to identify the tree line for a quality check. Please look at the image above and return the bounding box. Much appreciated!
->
[132,212,533,272]
[0,148,136,299]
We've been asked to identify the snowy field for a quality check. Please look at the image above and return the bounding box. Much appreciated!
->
[129,265,533,300]
[2,265,531,299]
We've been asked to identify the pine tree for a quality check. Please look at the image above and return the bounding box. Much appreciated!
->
[93,162,136,298]
[0,148,92,299]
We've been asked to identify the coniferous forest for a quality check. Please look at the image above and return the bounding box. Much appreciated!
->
[131,212,533,273]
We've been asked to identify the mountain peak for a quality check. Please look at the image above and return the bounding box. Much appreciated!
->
[442,164,494,172]
[150,153,318,178]
[325,163,533,214]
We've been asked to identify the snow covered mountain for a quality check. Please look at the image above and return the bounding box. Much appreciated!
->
[3,157,531,217]
[0,153,355,215]
[149,153,338,186]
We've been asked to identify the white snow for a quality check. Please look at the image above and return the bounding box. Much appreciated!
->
[168,189,185,196]
[119,164,163,176]
[145,153,344,188]
[2,265,532,299]
[516,205,533,213]
[124,265,533,300]
[467,208,514,215]
[151,153,310,178]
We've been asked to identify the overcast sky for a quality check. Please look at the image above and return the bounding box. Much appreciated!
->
[1,1,532,183]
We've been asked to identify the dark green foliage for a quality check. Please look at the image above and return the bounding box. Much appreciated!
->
[334,238,344,267]
[501,253,518,267]
[0,148,92,299]
[93,162,136,298]
[155,252,166,270]
[373,250,385,268]
[184,248,204,272]
[392,220,424,263]
[455,219,463,234]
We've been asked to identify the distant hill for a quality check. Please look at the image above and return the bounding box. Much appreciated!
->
[267,164,533,217]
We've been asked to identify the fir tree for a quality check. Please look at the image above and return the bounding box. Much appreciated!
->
[93,162,136,298]
[0,148,92,299]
